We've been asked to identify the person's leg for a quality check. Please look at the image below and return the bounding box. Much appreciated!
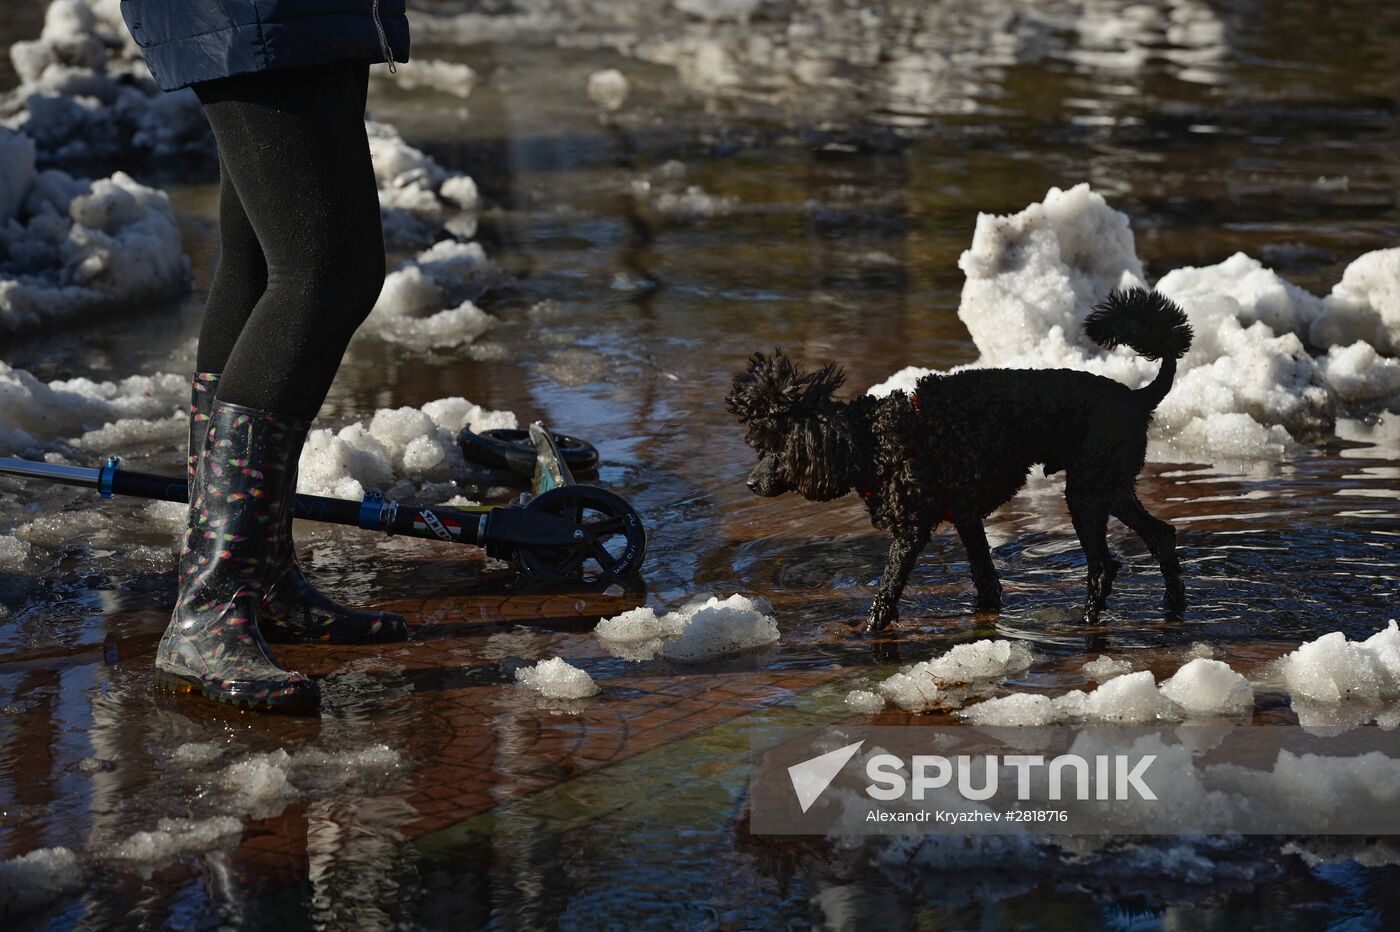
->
[194,60,384,421]
[187,61,405,645]
[196,154,268,376]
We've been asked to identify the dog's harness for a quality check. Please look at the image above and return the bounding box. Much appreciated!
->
[855,393,955,523]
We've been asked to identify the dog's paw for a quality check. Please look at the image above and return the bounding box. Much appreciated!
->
[973,582,1003,612]
[861,601,899,634]
[1163,582,1186,616]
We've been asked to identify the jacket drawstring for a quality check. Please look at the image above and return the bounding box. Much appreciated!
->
[371,0,396,72]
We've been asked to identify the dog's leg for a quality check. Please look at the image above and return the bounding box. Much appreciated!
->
[953,514,1002,611]
[1113,493,1185,614]
[861,525,931,633]
[1067,488,1119,620]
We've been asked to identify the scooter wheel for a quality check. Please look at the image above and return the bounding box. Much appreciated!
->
[458,428,600,476]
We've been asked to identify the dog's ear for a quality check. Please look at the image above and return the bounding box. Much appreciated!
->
[726,350,846,425]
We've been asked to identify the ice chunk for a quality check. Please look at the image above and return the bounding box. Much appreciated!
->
[1319,341,1400,406]
[595,593,779,662]
[366,121,482,248]
[0,846,82,916]
[594,605,686,661]
[1279,621,1400,704]
[587,69,630,111]
[844,689,886,714]
[873,639,1037,712]
[0,535,36,570]
[108,816,242,865]
[958,692,1060,726]
[1078,670,1175,722]
[878,671,941,711]
[1082,655,1133,681]
[515,657,600,699]
[1160,658,1253,715]
[921,639,1037,683]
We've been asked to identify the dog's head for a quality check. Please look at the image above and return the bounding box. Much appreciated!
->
[725,350,859,502]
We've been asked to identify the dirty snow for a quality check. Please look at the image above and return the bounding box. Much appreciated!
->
[0,127,190,336]
[515,657,601,699]
[107,816,242,865]
[0,846,83,916]
[869,184,1400,461]
[594,593,779,662]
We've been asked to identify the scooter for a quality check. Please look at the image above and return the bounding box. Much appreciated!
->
[0,422,646,585]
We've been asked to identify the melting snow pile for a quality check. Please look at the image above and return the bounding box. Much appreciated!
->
[107,816,241,866]
[595,593,779,662]
[1,0,211,165]
[366,119,481,250]
[0,126,189,335]
[363,239,499,350]
[957,660,1253,725]
[852,639,1038,712]
[0,846,83,916]
[515,657,601,699]
[869,184,1400,460]
[297,396,517,500]
[3,1,483,256]
[0,359,186,456]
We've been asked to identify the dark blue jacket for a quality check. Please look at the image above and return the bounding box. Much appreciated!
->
[119,0,410,92]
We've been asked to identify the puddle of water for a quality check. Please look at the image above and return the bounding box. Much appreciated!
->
[2,0,1400,927]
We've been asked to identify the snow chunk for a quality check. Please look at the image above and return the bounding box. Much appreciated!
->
[218,745,403,819]
[0,535,36,570]
[844,689,886,714]
[296,395,516,499]
[587,69,630,111]
[1313,247,1400,356]
[515,657,600,699]
[0,360,185,456]
[1083,655,1133,681]
[1160,658,1253,715]
[594,593,779,662]
[367,121,482,248]
[873,639,1036,712]
[108,816,241,865]
[959,692,1060,726]
[0,131,191,336]
[376,58,476,98]
[0,846,82,916]
[369,239,500,348]
[1278,621,1400,705]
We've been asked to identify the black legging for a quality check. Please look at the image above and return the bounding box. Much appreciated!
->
[193,61,384,422]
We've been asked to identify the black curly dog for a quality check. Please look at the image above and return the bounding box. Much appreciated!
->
[726,287,1193,631]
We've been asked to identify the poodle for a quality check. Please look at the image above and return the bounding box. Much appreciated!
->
[725,287,1193,631]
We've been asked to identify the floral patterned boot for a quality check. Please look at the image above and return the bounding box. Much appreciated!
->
[156,399,318,710]
[187,374,407,644]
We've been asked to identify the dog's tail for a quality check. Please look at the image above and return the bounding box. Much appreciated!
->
[1084,287,1193,410]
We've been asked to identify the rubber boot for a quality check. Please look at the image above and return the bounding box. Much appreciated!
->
[187,374,407,644]
[156,400,318,710]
